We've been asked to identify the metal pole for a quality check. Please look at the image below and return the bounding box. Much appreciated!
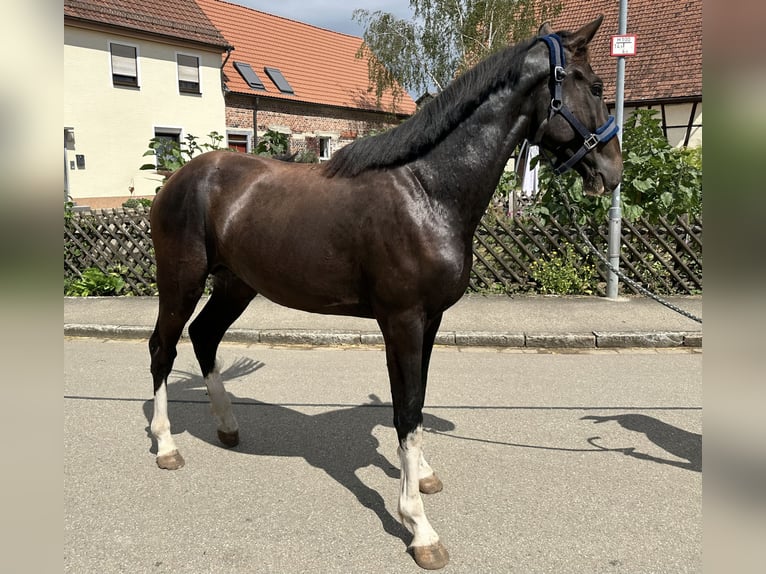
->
[606,0,628,299]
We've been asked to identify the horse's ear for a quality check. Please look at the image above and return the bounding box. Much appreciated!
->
[538,22,553,36]
[567,15,604,49]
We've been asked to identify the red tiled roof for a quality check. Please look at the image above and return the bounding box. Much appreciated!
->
[552,0,702,104]
[64,0,231,49]
[195,0,416,115]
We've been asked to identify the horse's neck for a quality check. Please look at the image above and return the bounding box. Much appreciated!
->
[410,41,549,234]
[412,92,534,233]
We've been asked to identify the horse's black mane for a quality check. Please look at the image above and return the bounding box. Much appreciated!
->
[323,36,539,179]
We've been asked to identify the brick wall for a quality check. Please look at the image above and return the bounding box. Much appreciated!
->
[225,94,407,153]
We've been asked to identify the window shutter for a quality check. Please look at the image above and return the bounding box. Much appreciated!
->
[111,44,136,76]
[177,54,199,83]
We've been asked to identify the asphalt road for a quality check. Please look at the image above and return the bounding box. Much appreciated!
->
[65,338,701,573]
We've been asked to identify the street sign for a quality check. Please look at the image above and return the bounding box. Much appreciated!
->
[610,34,637,56]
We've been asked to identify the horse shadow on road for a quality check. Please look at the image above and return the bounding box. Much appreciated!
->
[582,414,702,472]
[142,356,456,544]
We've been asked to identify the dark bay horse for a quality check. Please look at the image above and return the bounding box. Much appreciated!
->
[148,17,622,570]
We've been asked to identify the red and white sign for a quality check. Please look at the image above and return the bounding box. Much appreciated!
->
[610,35,637,57]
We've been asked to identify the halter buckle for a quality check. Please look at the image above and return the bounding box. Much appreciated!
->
[584,134,599,150]
[554,66,567,82]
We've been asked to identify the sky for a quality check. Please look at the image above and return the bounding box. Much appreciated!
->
[231,1,414,37]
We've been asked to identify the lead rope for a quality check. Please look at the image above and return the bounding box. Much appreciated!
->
[551,177,703,325]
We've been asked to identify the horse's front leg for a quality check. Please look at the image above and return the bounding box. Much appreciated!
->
[379,312,449,570]
[399,425,449,569]
[151,379,184,469]
[417,312,444,496]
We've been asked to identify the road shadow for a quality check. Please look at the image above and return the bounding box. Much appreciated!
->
[142,357,456,544]
[582,414,702,472]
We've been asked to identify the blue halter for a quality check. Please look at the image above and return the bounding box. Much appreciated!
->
[536,34,619,175]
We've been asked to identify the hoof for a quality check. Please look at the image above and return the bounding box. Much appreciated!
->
[217,429,240,448]
[156,450,185,470]
[412,542,449,570]
[419,473,443,494]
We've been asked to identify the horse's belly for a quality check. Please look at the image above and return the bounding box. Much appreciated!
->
[224,244,373,317]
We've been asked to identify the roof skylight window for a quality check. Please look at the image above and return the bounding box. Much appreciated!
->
[264,67,294,94]
[233,61,265,90]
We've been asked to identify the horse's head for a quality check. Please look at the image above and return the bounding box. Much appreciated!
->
[530,16,623,195]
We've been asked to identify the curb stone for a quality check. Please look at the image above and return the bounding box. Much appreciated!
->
[64,324,701,349]
[594,331,693,348]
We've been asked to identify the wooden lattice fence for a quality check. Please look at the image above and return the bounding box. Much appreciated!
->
[65,206,156,295]
[64,206,702,296]
[471,212,702,295]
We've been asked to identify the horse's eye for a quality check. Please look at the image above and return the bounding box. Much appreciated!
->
[591,84,603,98]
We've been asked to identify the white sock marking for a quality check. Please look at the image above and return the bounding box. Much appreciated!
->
[398,425,440,548]
[151,382,178,457]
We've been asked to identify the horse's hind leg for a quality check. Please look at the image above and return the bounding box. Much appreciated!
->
[188,270,256,448]
[149,271,207,470]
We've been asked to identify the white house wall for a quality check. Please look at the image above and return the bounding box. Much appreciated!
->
[64,25,226,203]
[622,102,703,148]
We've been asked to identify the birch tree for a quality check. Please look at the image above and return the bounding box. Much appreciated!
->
[354,0,562,108]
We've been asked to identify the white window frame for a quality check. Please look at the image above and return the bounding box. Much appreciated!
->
[318,136,332,161]
[152,126,184,171]
[176,51,202,95]
[226,129,253,153]
[109,40,140,88]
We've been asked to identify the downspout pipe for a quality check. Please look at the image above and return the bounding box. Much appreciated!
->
[221,46,234,93]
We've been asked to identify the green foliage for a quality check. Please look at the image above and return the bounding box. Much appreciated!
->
[529,244,595,295]
[527,109,702,224]
[140,131,225,174]
[485,170,518,220]
[139,131,226,192]
[253,130,290,157]
[122,198,152,209]
[294,149,319,163]
[620,110,702,222]
[66,267,126,296]
[65,200,74,220]
[354,0,562,108]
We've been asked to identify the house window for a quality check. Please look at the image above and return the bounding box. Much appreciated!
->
[318,137,331,160]
[153,128,181,172]
[110,43,138,87]
[227,132,250,153]
[177,54,201,94]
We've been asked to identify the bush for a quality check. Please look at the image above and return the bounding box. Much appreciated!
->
[294,150,319,163]
[253,130,290,156]
[529,244,595,295]
[66,267,126,296]
[140,131,226,191]
[619,109,702,222]
[122,198,152,209]
[526,109,702,225]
